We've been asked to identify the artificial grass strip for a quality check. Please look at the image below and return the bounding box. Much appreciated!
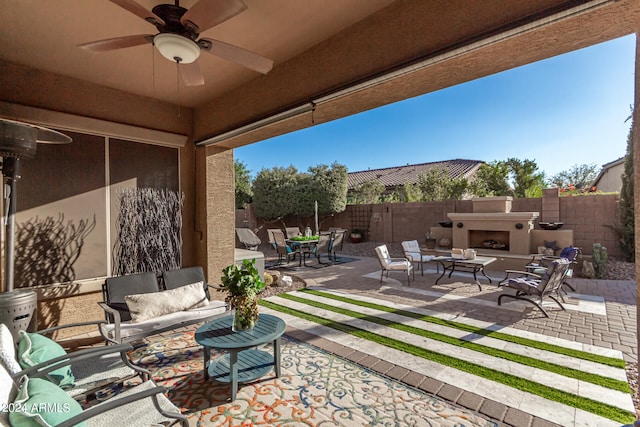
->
[301,288,625,369]
[259,299,635,424]
[278,292,630,394]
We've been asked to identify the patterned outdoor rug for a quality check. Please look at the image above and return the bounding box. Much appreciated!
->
[128,330,498,426]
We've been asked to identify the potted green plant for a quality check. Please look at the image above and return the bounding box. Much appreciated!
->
[220,258,266,332]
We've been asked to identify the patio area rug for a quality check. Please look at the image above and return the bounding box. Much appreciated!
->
[127,330,498,426]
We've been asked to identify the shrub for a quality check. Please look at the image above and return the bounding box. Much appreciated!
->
[592,243,608,279]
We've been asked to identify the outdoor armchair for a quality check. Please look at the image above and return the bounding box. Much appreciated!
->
[2,360,187,427]
[401,240,437,275]
[235,227,261,250]
[497,258,571,317]
[375,244,413,285]
[0,322,147,405]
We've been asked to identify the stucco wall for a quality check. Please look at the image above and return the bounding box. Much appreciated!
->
[595,163,624,192]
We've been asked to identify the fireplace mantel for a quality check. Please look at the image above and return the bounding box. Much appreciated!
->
[448,212,539,223]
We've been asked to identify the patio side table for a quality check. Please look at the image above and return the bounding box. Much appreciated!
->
[195,313,286,401]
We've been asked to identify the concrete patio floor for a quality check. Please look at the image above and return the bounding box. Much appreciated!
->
[264,251,638,427]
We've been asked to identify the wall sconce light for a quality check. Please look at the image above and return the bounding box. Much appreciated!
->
[515,223,523,229]
[456,222,463,228]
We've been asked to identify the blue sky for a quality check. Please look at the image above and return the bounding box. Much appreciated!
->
[235,34,635,180]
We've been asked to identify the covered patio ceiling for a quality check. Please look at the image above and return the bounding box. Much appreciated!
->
[0,0,637,148]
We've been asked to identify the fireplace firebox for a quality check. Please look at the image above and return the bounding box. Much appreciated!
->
[469,230,509,251]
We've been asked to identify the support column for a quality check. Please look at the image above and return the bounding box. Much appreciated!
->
[202,145,235,286]
[634,32,639,386]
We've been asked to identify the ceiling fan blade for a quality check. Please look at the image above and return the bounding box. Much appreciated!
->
[200,38,273,74]
[108,0,164,26]
[78,35,153,52]
[179,61,205,86]
[181,0,247,33]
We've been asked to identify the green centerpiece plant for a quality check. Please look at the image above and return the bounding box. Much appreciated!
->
[289,235,319,241]
[220,259,266,332]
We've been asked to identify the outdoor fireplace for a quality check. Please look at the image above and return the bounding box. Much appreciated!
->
[447,197,539,256]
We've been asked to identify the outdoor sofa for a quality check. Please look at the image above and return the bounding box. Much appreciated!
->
[98,266,228,344]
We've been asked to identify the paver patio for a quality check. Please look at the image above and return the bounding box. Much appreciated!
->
[264,252,637,426]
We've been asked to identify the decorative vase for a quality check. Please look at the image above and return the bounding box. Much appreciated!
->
[350,232,362,243]
[232,298,258,332]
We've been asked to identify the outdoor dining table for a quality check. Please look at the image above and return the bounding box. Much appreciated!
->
[287,239,318,266]
[433,255,497,290]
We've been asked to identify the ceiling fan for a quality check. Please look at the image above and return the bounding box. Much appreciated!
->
[79,0,273,86]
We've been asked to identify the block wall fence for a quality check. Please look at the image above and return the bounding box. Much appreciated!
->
[236,191,621,257]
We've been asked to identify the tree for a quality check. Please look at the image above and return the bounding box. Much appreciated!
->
[618,113,634,261]
[416,167,468,201]
[549,163,598,190]
[252,163,349,221]
[398,181,422,202]
[351,180,384,204]
[234,160,253,209]
[506,158,545,198]
[252,166,300,220]
[293,163,348,216]
[469,161,511,197]
[308,163,348,215]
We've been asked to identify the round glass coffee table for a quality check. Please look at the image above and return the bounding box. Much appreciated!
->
[195,313,286,401]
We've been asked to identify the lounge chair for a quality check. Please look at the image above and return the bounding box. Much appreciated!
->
[235,227,261,250]
[401,240,437,275]
[524,246,580,292]
[375,244,413,285]
[497,258,571,317]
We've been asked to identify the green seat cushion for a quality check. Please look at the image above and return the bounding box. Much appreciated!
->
[9,377,85,427]
[18,332,75,388]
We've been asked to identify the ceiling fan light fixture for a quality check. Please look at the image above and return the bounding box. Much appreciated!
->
[154,33,200,64]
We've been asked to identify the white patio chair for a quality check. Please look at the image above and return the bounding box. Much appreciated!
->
[401,240,437,275]
[375,244,413,285]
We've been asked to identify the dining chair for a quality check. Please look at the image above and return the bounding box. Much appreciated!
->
[285,226,301,239]
[272,229,297,264]
[328,229,346,261]
[311,232,334,265]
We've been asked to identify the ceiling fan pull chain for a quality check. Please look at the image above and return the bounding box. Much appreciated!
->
[176,60,181,118]
[151,43,156,105]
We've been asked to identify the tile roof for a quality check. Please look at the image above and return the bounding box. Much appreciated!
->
[347,159,484,189]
